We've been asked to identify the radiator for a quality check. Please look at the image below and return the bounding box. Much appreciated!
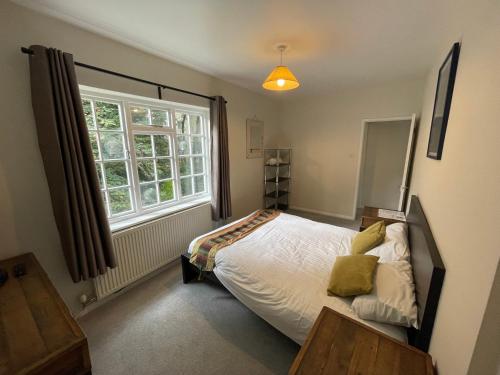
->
[94,203,212,299]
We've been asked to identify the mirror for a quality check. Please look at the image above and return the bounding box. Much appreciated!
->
[246,119,264,158]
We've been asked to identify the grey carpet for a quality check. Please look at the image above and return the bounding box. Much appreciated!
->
[78,210,359,375]
[79,263,300,375]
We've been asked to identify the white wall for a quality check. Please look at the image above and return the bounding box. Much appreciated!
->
[407,1,500,374]
[467,263,500,375]
[359,120,411,210]
[0,1,281,315]
[279,78,425,218]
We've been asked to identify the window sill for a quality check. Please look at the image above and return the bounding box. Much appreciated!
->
[109,197,211,233]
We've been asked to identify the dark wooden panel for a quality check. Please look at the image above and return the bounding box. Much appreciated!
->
[406,195,445,352]
[0,253,91,375]
[181,252,199,284]
[359,198,445,352]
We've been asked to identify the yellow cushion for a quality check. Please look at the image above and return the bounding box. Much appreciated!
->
[327,255,379,297]
[352,221,386,255]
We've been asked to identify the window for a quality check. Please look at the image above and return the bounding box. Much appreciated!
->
[175,112,207,196]
[80,86,210,224]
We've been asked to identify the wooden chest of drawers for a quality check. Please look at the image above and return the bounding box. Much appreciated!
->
[289,307,434,375]
[359,206,406,231]
[0,253,91,374]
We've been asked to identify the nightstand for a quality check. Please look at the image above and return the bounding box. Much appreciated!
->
[289,307,434,375]
[360,206,406,231]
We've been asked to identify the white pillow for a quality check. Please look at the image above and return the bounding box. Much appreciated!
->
[386,222,410,250]
[352,260,418,328]
[365,223,410,263]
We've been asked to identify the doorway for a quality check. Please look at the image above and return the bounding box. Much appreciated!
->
[354,115,416,215]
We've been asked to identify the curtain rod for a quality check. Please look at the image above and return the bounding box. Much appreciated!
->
[21,47,226,103]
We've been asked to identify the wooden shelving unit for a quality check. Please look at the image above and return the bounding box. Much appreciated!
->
[264,148,291,210]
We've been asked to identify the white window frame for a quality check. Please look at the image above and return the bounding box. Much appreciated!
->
[79,85,211,226]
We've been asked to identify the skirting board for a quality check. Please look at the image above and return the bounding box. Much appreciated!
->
[289,205,355,220]
[75,258,180,319]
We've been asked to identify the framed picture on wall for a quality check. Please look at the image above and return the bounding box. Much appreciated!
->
[246,118,264,158]
[427,42,460,160]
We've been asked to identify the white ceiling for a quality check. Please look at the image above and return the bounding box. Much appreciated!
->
[14,0,467,96]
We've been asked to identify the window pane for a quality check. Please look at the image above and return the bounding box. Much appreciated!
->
[175,112,189,134]
[134,134,153,157]
[104,161,128,187]
[179,157,191,176]
[82,99,95,129]
[177,136,190,155]
[192,156,204,174]
[156,158,172,180]
[159,180,174,202]
[95,162,104,188]
[137,160,155,182]
[109,188,132,215]
[140,183,158,206]
[101,191,109,216]
[190,115,202,134]
[154,135,170,156]
[131,106,149,125]
[88,131,100,160]
[191,136,203,155]
[151,110,168,127]
[180,177,193,196]
[100,132,125,159]
[194,175,205,193]
[95,101,121,130]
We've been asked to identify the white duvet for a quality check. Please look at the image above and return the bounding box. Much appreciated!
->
[189,212,406,344]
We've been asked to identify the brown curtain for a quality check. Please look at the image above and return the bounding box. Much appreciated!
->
[28,45,116,282]
[210,96,232,221]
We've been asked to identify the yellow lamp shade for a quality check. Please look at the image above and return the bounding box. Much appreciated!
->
[262,65,300,91]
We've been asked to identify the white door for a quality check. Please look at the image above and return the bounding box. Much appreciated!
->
[398,114,417,211]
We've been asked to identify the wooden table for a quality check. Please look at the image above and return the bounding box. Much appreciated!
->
[360,206,406,231]
[0,253,91,375]
[289,307,434,375]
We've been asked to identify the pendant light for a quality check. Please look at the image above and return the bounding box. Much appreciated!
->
[262,45,300,91]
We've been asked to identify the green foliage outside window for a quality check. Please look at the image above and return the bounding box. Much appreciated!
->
[82,100,95,128]
[82,98,131,216]
[104,162,128,187]
[151,110,167,126]
[108,188,132,214]
[159,181,174,202]
[140,184,157,206]
[137,160,155,183]
[95,101,121,130]
[135,135,153,157]
[180,177,193,196]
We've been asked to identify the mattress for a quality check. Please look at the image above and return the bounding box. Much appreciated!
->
[188,212,407,344]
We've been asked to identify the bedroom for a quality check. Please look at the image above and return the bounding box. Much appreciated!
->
[0,1,498,374]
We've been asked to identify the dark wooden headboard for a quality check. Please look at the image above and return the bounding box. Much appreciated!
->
[406,195,445,352]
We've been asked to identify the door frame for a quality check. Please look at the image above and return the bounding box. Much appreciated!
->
[352,115,416,218]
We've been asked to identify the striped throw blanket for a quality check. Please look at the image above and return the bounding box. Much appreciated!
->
[190,209,280,272]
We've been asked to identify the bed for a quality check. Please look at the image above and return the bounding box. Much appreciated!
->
[182,196,445,352]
